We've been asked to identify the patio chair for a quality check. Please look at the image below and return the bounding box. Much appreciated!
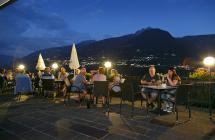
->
[109,85,121,103]
[33,77,42,94]
[175,84,192,122]
[120,82,144,117]
[161,84,192,122]
[92,81,110,114]
[124,76,144,106]
[41,79,56,98]
[192,82,215,119]
[64,85,84,106]
[6,80,15,91]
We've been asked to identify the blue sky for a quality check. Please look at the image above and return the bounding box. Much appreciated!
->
[0,0,215,56]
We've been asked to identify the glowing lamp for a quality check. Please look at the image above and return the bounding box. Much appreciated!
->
[52,63,59,70]
[104,61,112,68]
[18,64,25,70]
[203,57,215,66]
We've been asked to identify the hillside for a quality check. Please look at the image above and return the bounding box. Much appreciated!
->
[3,28,215,69]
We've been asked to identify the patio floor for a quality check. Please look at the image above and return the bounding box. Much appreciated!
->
[0,92,215,140]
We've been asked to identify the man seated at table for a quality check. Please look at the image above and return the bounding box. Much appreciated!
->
[41,67,55,80]
[141,65,161,109]
[71,67,88,102]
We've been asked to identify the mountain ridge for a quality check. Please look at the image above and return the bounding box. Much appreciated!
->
[1,28,215,68]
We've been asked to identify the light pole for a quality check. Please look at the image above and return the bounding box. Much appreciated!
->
[203,56,215,119]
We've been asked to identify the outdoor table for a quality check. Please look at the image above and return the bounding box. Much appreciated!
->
[139,85,178,115]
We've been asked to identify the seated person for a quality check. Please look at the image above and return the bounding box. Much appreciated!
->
[41,67,55,80]
[71,69,81,83]
[141,65,161,108]
[6,70,14,81]
[92,67,107,104]
[92,67,106,82]
[162,67,181,112]
[0,69,7,92]
[14,68,32,95]
[109,69,121,93]
[40,67,55,96]
[58,67,69,94]
[58,67,69,81]
[64,69,80,95]
[71,67,88,102]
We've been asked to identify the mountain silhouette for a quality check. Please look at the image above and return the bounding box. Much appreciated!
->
[1,28,215,69]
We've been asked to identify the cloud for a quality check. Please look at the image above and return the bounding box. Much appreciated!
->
[0,0,92,57]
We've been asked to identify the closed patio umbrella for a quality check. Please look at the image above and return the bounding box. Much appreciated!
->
[69,43,80,76]
[36,53,46,71]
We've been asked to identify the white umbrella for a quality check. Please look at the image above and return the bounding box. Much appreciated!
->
[36,53,46,71]
[69,43,80,76]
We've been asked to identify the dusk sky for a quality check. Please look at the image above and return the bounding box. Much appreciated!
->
[0,0,215,57]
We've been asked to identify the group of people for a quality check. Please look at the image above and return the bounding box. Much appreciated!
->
[1,65,181,112]
[0,68,14,92]
[141,65,181,112]
[71,67,121,103]
[26,66,120,103]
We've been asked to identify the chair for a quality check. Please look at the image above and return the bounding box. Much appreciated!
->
[92,81,109,114]
[6,80,15,92]
[161,84,192,122]
[124,76,144,106]
[41,79,56,98]
[64,85,83,106]
[33,77,42,94]
[120,82,142,117]
[175,84,192,122]
[192,82,215,119]
[109,85,121,103]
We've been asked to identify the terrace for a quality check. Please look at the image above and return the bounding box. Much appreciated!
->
[0,92,215,140]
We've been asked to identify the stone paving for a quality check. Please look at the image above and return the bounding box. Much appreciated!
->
[0,93,215,140]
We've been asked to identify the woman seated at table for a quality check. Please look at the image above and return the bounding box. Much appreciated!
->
[162,67,181,112]
[58,67,69,95]
[92,67,107,104]
[109,69,121,93]
[92,67,106,82]
[58,67,69,81]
